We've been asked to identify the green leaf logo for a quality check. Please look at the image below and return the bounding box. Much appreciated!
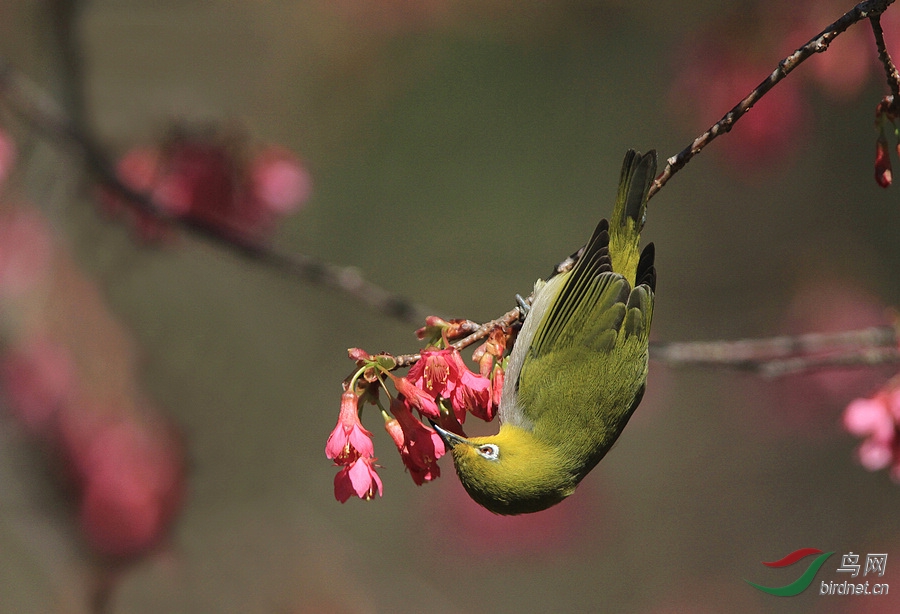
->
[745,549,835,597]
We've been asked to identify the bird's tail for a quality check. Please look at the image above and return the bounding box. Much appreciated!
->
[609,150,657,285]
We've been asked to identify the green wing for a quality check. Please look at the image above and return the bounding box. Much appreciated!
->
[515,220,655,421]
[528,219,642,360]
[504,149,657,432]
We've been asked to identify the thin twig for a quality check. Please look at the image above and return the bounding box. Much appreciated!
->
[0,57,433,324]
[393,307,523,369]
[649,0,897,199]
[871,14,900,103]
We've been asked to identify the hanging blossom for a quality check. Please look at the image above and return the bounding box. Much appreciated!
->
[326,318,511,502]
[325,389,382,502]
[843,379,900,481]
[334,456,383,503]
[325,390,375,463]
[383,398,445,485]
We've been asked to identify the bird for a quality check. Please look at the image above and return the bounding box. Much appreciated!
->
[432,149,657,515]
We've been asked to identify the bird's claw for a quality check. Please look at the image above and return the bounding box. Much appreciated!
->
[515,294,531,320]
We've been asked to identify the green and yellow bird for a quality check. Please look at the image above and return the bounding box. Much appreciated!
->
[433,149,657,515]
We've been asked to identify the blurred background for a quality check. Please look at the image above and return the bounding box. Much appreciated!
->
[1,1,900,612]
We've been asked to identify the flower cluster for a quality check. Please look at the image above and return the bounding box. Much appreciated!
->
[100,125,312,241]
[0,204,185,560]
[0,129,185,559]
[843,380,900,481]
[325,318,510,502]
[2,338,185,559]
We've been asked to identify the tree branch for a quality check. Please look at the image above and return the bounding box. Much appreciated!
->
[0,57,433,324]
[649,0,897,199]
[650,325,900,375]
[871,14,900,104]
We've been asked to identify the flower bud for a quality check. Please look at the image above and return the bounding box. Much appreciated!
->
[875,128,893,188]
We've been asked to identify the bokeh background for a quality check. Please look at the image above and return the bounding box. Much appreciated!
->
[1,1,900,612]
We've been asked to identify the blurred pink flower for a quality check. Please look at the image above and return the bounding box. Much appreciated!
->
[54,409,186,559]
[0,209,54,299]
[0,337,75,435]
[421,475,605,558]
[757,279,896,439]
[250,147,312,214]
[782,0,876,101]
[669,45,806,173]
[844,396,896,444]
[75,418,185,558]
[843,389,900,479]
[104,130,310,241]
[334,456,383,502]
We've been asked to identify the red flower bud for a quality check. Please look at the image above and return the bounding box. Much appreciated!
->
[875,129,893,188]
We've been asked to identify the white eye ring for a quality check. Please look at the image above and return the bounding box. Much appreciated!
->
[476,443,500,461]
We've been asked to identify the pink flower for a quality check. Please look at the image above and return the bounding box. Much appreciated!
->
[325,391,374,464]
[447,351,494,421]
[0,337,74,435]
[407,348,459,398]
[385,399,445,485]
[59,414,185,559]
[843,391,900,478]
[334,456,383,502]
[452,367,493,422]
[857,438,893,472]
[844,397,895,443]
[104,130,310,241]
[0,209,54,299]
[392,375,440,418]
[98,147,177,241]
[250,147,312,214]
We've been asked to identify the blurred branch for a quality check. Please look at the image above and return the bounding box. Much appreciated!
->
[0,57,433,325]
[47,0,87,132]
[649,0,897,199]
[650,326,900,376]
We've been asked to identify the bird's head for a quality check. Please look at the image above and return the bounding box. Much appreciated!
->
[432,422,579,515]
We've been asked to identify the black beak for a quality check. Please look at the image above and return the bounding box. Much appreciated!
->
[428,419,469,448]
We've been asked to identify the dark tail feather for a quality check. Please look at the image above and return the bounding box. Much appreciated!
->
[614,150,657,231]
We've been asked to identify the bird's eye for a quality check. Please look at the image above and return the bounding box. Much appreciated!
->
[477,444,500,461]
